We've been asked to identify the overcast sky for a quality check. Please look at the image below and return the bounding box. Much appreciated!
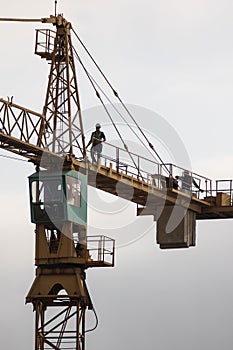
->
[0,1,233,350]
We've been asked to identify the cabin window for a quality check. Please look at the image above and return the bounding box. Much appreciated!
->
[66,176,81,207]
[31,179,62,204]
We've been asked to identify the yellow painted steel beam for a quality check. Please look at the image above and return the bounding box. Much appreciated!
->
[0,131,231,220]
[0,17,56,23]
[0,18,42,22]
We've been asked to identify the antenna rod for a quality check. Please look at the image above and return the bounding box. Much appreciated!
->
[55,0,58,16]
[0,18,42,22]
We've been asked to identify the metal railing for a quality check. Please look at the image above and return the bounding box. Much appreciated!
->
[73,234,115,266]
[163,163,212,199]
[86,141,161,183]
[215,180,233,206]
[86,235,115,266]
[35,29,56,57]
[85,141,233,205]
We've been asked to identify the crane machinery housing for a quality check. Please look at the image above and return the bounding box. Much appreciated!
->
[0,11,233,350]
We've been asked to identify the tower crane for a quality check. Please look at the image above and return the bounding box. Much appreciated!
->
[0,11,233,350]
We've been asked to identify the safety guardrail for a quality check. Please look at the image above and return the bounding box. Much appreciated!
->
[73,234,115,266]
[84,141,233,205]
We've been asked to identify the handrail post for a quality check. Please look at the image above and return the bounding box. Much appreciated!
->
[112,240,115,266]
[208,179,210,196]
[169,163,173,177]
[230,180,233,205]
[103,236,105,263]
[116,147,119,173]
[137,155,140,180]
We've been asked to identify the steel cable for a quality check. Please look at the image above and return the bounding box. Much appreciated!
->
[71,27,171,175]
[72,46,144,180]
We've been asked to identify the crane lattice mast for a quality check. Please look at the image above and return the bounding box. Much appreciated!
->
[0,10,233,350]
[36,15,86,157]
[1,14,115,350]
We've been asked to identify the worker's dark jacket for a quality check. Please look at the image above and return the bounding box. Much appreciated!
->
[90,131,106,147]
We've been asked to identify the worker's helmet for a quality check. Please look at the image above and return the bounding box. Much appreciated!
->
[96,123,101,128]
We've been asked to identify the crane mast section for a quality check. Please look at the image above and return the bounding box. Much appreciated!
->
[0,15,86,162]
[36,18,86,158]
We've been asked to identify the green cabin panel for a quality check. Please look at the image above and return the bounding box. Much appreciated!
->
[29,170,87,226]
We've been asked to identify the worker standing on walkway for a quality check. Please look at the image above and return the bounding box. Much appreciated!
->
[86,123,106,164]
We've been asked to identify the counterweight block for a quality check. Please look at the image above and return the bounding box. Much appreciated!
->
[157,206,196,249]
